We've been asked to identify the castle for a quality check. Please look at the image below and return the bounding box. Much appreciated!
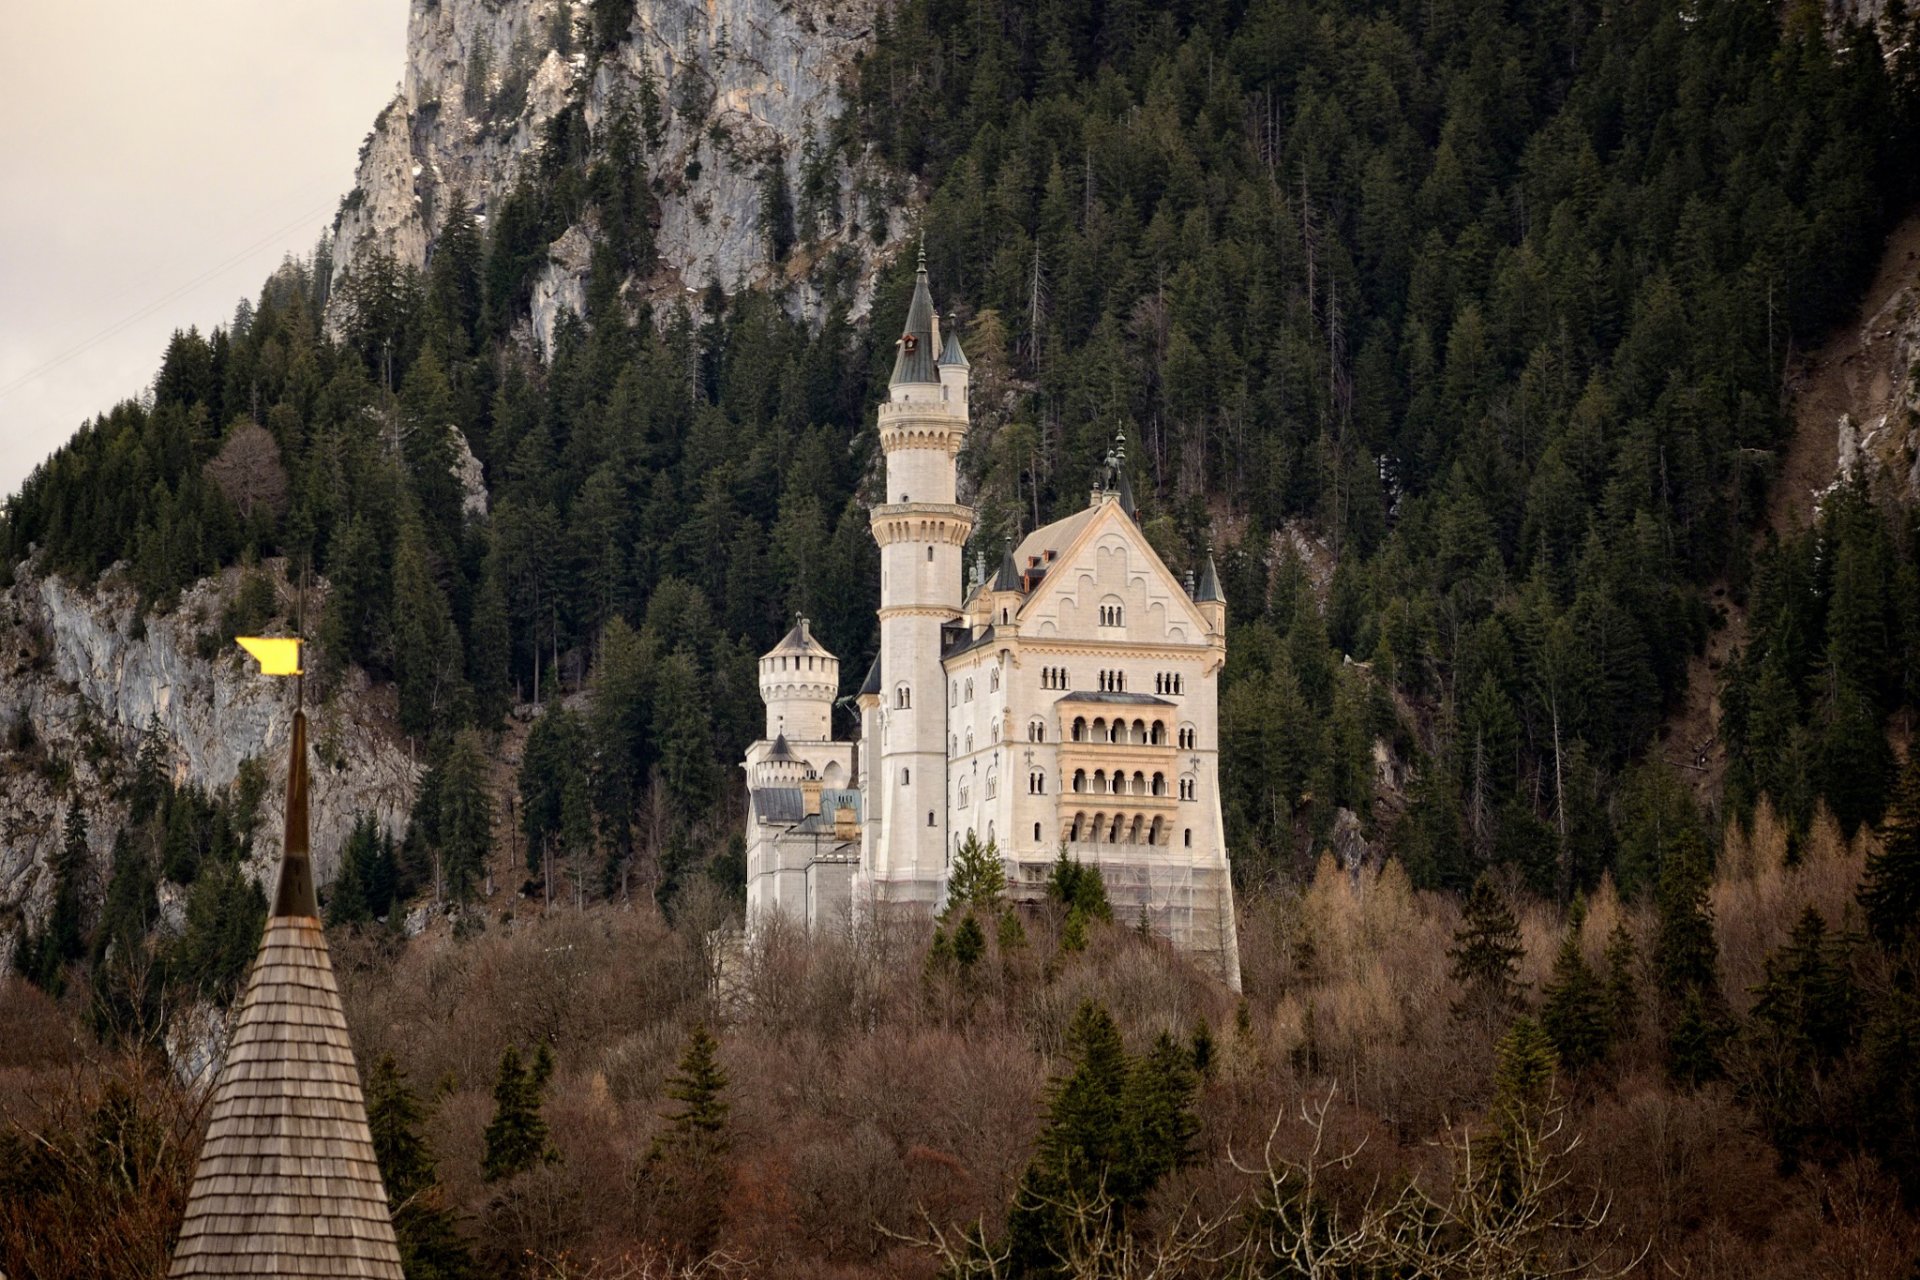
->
[741,257,1241,988]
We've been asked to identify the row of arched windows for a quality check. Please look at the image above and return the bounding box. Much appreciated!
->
[1098,604,1125,626]
[1070,716,1168,745]
[1097,669,1127,692]
[1153,672,1185,695]
[1040,666,1069,689]
[1065,813,1193,847]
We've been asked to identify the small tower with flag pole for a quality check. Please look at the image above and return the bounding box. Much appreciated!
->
[168,633,403,1279]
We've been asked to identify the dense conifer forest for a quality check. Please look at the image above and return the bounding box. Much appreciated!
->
[6,0,1920,1274]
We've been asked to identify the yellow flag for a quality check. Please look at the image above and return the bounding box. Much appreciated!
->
[237,636,303,676]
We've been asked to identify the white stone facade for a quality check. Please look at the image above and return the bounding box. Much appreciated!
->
[742,263,1240,986]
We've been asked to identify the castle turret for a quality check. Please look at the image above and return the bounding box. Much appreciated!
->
[1193,550,1226,636]
[758,617,838,743]
[864,250,974,911]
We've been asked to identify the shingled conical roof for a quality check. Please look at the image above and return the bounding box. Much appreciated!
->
[170,706,403,1280]
[889,246,939,386]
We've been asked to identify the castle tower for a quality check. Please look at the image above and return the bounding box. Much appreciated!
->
[863,252,973,911]
[758,617,838,744]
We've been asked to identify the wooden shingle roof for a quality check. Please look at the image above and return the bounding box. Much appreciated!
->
[169,706,403,1278]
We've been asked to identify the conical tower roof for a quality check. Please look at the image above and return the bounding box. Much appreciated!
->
[1194,552,1224,603]
[889,245,939,387]
[170,704,403,1279]
[938,311,969,369]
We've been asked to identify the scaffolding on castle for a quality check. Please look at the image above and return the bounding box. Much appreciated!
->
[1005,845,1240,986]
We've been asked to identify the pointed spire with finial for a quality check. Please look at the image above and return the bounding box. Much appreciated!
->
[890,239,939,387]
[170,627,402,1278]
[1194,546,1224,603]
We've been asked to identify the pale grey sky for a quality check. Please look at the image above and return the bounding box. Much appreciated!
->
[0,0,407,499]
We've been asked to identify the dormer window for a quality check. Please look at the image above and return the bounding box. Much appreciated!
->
[903,334,918,351]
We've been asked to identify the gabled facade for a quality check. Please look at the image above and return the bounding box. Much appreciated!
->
[742,260,1240,987]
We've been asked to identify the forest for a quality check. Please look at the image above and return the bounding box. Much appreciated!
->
[5,0,1920,1272]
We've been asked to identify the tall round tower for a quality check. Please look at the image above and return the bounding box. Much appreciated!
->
[758,617,838,743]
[864,251,973,911]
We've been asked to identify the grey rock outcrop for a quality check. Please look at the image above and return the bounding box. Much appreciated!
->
[329,0,896,354]
[0,564,417,957]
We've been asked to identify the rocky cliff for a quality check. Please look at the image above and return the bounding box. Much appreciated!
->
[329,0,891,352]
[0,563,417,952]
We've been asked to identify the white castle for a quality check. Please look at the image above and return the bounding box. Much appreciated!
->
[741,257,1241,987]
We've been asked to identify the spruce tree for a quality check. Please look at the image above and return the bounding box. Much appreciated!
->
[947,832,1007,916]
[1122,1032,1199,1195]
[1449,873,1525,1023]
[481,1044,557,1182]
[1603,920,1640,1042]
[1860,749,1920,951]
[1540,907,1609,1071]
[1007,1001,1133,1275]
[645,1024,731,1258]
[1654,833,1727,1084]
[367,1054,474,1279]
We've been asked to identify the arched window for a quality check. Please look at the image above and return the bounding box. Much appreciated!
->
[964,679,974,702]
[989,669,1000,693]
[928,811,936,827]
[1152,772,1166,797]
[901,767,911,785]
[927,545,934,561]
[896,685,911,709]
[985,767,997,799]
[1029,770,1045,794]
[1183,828,1192,847]
[965,730,974,754]
[951,681,959,706]
[1034,822,1043,842]
[1132,770,1146,795]
[1179,776,1196,801]
[1072,768,1086,793]
[1072,717,1087,742]
[1029,719,1046,743]
[1178,725,1195,750]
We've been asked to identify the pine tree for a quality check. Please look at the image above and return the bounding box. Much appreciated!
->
[1654,835,1720,992]
[1122,1032,1199,1196]
[1007,1001,1133,1275]
[129,714,170,823]
[1603,920,1640,1042]
[947,832,1007,916]
[1449,873,1525,1023]
[437,731,493,903]
[481,1044,557,1182]
[366,1054,474,1279]
[1860,749,1920,951]
[1654,833,1727,1084]
[1484,1017,1559,1208]
[1540,907,1609,1071]
[645,1024,732,1258]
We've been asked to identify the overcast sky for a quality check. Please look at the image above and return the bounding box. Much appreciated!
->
[0,1,407,500]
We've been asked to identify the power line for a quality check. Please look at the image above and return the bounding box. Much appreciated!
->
[0,196,341,402]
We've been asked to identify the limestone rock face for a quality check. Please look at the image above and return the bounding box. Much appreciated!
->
[328,0,894,354]
[0,564,417,957]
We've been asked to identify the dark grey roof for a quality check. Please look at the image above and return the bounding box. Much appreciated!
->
[1055,691,1176,706]
[938,312,970,368]
[770,616,833,656]
[889,250,939,386]
[752,787,862,828]
[992,544,1022,592]
[943,623,996,660]
[767,733,795,761]
[753,787,805,822]
[1116,468,1137,518]
[858,653,881,697]
[1194,554,1223,603]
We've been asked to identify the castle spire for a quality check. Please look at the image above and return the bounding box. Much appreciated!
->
[170,637,402,1279]
[889,248,938,387]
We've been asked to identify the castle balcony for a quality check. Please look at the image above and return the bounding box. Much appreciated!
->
[870,501,975,546]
